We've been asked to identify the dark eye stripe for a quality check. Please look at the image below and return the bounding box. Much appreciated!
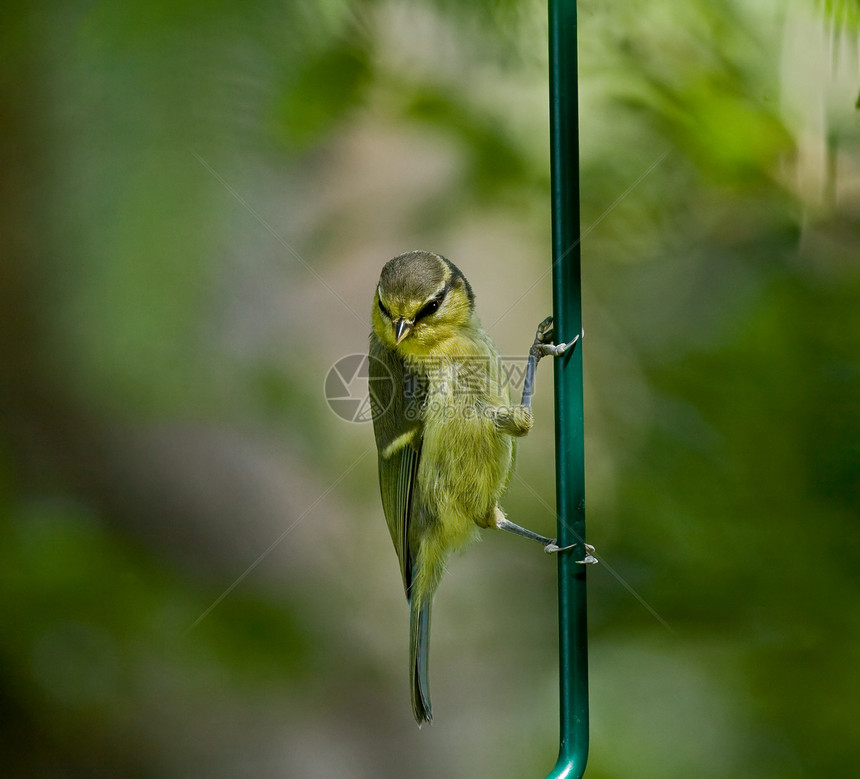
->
[378,298,391,318]
[415,280,452,322]
[415,297,440,321]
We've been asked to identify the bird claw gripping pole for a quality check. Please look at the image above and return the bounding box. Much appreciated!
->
[522,316,578,410]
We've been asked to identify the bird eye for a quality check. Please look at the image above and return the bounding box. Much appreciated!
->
[377,298,391,318]
[416,297,441,321]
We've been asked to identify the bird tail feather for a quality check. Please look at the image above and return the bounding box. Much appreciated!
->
[409,598,432,725]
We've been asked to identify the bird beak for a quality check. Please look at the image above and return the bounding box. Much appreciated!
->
[394,319,412,344]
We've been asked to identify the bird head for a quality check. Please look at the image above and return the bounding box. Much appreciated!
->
[371,251,475,356]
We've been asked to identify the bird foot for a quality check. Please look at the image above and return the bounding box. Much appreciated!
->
[532,316,580,358]
[544,541,598,564]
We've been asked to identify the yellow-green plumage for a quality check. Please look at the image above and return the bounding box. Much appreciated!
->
[369,250,533,724]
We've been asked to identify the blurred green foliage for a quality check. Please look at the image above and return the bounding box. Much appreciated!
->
[2,0,859,777]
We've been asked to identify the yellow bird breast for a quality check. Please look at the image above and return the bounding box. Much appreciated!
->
[417,360,514,545]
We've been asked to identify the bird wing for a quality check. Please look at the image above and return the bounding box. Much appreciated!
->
[369,337,424,598]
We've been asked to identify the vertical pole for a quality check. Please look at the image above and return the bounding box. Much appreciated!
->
[545,1,588,778]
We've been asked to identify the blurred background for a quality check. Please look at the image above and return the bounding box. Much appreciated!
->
[2,0,859,776]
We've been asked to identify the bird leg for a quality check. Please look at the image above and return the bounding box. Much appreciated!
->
[521,316,579,409]
[493,317,579,436]
[503,319,595,563]
[495,511,597,564]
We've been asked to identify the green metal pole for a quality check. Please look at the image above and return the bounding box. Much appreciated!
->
[545,0,589,778]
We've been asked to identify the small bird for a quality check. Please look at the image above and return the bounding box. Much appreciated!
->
[369,250,589,725]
